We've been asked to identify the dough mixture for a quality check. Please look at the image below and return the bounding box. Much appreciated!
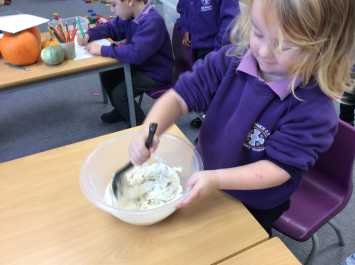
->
[104,158,183,210]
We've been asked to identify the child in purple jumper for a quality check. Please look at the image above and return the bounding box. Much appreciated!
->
[176,0,240,128]
[177,0,239,59]
[78,0,173,125]
[128,0,355,235]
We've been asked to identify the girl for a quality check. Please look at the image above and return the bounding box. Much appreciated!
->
[129,0,355,235]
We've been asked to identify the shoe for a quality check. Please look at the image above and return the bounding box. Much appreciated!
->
[190,117,203,128]
[100,109,123,123]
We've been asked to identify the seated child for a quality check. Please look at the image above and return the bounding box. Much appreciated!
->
[78,0,173,125]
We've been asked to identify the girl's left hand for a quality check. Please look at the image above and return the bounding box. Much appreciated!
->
[86,42,101,55]
[177,170,219,208]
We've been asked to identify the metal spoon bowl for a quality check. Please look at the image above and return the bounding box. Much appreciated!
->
[111,123,158,198]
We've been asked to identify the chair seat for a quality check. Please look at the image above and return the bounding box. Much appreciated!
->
[273,170,346,241]
[137,85,171,106]
[146,87,169,99]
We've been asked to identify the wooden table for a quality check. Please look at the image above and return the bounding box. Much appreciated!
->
[0,33,137,126]
[0,125,268,265]
[217,238,301,265]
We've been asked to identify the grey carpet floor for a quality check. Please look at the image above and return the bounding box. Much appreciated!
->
[1,1,354,265]
[0,72,199,162]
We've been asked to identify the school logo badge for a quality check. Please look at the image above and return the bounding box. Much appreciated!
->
[201,0,213,12]
[243,123,271,152]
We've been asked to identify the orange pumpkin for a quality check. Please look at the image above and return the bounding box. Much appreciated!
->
[1,27,41,65]
[0,38,2,57]
[28,27,41,44]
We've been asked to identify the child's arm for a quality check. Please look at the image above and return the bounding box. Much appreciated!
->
[178,160,290,208]
[84,18,127,55]
[130,46,230,163]
[100,18,167,64]
[87,17,126,42]
[214,0,240,49]
[129,90,188,165]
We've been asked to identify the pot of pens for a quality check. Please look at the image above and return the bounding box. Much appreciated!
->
[48,16,89,60]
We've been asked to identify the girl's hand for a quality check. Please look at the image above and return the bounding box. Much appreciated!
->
[177,170,219,208]
[77,33,89,46]
[182,32,191,47]
[86,42,102,55]
[129,129,159,165]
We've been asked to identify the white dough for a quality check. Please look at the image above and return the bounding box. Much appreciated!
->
[104,157,183,210]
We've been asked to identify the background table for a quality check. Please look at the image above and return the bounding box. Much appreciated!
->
[0,125,268,265]
[0,33,137,126]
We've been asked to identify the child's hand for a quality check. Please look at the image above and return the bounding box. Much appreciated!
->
[129,129,160,165]
[182,32,191,47]
[97,17,108,24]
[177,170,219,208]
[86,42,102,55]
[77,33,89,46]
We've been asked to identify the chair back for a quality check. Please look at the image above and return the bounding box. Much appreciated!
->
[273,120,355,241]
[313,120,355,203]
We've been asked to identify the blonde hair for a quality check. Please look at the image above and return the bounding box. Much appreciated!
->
[230,0,355,100]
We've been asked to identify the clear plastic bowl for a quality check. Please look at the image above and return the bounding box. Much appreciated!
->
[80,133,203,225]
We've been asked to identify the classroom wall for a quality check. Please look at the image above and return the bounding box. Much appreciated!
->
[152,0,179,37]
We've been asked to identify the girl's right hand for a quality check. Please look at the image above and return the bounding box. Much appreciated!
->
[77,33,89,46]
[129,129,160,165]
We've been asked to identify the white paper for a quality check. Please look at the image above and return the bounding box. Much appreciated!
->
[0,14,49,34]
[74,38,112,60]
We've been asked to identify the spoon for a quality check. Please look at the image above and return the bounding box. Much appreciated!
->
[111,122,158,198]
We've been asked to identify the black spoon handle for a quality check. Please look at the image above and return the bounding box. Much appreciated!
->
[144,123,158,149]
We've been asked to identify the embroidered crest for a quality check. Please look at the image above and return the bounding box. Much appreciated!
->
[243,123,271,152]
[201,0,213,12]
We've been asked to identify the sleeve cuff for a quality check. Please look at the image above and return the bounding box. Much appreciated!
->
[100,45,112,58]
[268,158,304,181]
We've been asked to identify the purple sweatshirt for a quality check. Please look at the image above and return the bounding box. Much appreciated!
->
[174,46,338,209]
[176,0,240,49]
[87,5,173,84]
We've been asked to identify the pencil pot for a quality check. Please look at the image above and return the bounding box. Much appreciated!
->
[48,16,89,44]
[59,41,75,59]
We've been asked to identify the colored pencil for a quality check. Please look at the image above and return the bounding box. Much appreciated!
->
[76,16,85,38]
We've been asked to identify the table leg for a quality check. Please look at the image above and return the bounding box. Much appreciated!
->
[123,64,136,127]
[99,80,109,104]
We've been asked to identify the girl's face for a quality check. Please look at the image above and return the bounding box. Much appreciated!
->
[249,1,301,81]
[110,0,133,20]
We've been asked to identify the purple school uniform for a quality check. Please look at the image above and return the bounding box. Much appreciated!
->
[174,46,338,209]
[87,5,173,84]
[177,0,240,49]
